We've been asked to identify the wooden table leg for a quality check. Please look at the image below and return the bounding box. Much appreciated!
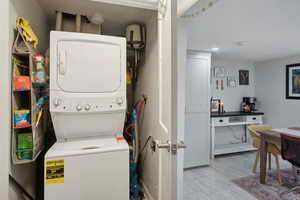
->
[260,135,268,184]
[268,152,272,170]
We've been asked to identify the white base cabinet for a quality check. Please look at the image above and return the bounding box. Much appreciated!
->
[211,113,263,158]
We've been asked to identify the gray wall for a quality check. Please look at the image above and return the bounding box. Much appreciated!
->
[255,55,300,128]
[211,58,256,112]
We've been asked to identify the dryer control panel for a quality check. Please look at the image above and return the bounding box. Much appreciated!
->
[51,95,126,113]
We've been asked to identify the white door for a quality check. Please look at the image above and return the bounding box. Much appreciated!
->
[184,51,211,168]
[157,0,183,200]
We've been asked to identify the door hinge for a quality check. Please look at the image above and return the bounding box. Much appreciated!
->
[155,140,186,155]
[158,0,167,19]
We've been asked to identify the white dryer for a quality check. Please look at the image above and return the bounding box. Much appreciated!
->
[45,31,129,200]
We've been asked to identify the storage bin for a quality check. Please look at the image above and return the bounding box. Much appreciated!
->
[13,75,31,91]
[14,110,31,128]
[16,132,33,160]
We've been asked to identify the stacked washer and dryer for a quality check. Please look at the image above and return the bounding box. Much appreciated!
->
[45,31,129,200]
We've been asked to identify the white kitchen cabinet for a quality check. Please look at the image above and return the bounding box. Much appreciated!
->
[184,51,211,168]
[211,113,263,157]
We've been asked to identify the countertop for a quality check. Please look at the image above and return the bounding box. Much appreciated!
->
[211,111,264,118]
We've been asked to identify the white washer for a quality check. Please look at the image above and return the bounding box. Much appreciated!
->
[45,138,129,200]
[45,31,128,200]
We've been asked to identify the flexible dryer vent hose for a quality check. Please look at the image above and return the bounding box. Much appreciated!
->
[133,109,139,163]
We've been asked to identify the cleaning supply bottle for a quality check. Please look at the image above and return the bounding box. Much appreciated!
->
[32,54,46,84]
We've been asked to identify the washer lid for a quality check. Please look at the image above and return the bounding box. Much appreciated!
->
[56,38,123,93]
[46,137,128,158]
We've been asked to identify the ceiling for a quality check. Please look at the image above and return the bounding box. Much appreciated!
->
[38,0,155,36]
[185,0,300,62]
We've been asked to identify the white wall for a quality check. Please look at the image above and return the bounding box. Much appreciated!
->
[9,0,49,199]
[211,58,256,111]
[0,0,11,199]
[255,55,300,128]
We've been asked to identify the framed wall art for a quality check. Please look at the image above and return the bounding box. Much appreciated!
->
[286,63,300,99]
[227,76,238,88]
[239,70,249,85]
[214,66,226,78]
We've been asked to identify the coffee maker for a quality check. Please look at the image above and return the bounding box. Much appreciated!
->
[241,97,257,113]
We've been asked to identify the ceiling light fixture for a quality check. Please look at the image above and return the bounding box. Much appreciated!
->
[211,47,219,52]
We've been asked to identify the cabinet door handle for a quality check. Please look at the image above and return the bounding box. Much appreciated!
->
[59,50,67,75]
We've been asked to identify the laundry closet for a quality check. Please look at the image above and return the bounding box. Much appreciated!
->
[9,0,176,200]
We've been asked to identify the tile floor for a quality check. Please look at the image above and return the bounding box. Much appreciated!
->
[183,151,291,200]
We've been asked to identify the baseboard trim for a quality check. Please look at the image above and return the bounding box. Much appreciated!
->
[141,180,155,200]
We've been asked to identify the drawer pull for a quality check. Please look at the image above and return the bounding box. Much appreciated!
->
[219,120,223,122]
[252,117,257,120]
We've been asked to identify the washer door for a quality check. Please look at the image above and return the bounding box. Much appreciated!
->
[57,39,122,93]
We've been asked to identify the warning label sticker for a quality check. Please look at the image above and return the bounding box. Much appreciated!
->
[46,159,64,184]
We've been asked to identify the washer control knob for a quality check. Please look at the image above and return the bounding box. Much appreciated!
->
[85,104,91,111]
[53,98,62,107]
[116,97,123,105]
[76,105,82,111]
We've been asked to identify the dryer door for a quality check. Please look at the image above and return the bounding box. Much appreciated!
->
[57,38,123,93]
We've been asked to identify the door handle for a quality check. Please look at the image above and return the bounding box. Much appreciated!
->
[59,50,67,75]
[157,141,172,152]
[155,140,186,154]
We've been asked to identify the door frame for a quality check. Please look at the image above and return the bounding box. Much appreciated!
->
[171,0,181,200]
[0,0,11,199]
